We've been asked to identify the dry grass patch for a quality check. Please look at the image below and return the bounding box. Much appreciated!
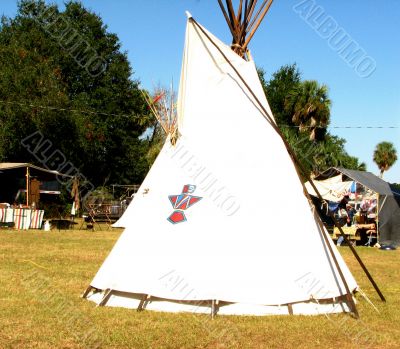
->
[0,229,399,348]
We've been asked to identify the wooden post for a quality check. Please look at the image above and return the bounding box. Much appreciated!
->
[26,166,30,207]
[376,193,379,243]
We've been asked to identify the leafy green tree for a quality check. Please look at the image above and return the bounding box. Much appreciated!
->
[284,80,330,141]
[0,0,152,187]
[282,129,365,176]
[259,64,301,126]
[145,123,165,166]
[259,64,365,176]
[373,142,397,178]
[356,162,367,171]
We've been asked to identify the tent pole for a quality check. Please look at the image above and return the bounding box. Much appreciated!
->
[82,285,93,299]
[137,294,150,312]
[26,166,30,207]
[98,289,113,306]
[211,299,219,318]
[376,194,379,243]
[190,17,385,305]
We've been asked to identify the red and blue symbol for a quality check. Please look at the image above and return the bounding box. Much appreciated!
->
[168,184,202,224]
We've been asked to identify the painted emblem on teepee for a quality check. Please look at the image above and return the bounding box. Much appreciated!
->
[168,184,202,224]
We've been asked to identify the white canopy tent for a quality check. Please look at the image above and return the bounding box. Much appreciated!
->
[305,175,353,203]
[84,15,360,316]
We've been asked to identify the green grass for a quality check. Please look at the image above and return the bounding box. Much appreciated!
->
[0,228,399,349]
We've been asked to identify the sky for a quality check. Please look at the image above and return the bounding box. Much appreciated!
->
[1,0,399,182]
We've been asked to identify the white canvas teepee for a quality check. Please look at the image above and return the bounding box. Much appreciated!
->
[85,16,358,316]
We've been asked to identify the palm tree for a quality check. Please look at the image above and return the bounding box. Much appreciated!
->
[373,142,397,178]
[357,162,367,171]
[284,80,331,141]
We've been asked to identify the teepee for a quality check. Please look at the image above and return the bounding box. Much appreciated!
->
[84,2,373,316]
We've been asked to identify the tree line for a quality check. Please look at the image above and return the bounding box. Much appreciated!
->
[0,0,396,194]
[258,65,397,179]
[0,0,153,189]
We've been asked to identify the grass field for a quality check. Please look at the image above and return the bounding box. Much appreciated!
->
[0,228,399,349]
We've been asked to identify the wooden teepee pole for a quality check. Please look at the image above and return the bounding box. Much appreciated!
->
[217,0,236,39]
[225,0,239,31]
[243,0,273,50]
[245,0,258,24]
[26,166,30,207]
[236,0,244,23]
[218,0,274,58]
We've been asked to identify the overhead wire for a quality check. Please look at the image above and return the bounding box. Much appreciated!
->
[0,99,144,120]
[0,100,398,128]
